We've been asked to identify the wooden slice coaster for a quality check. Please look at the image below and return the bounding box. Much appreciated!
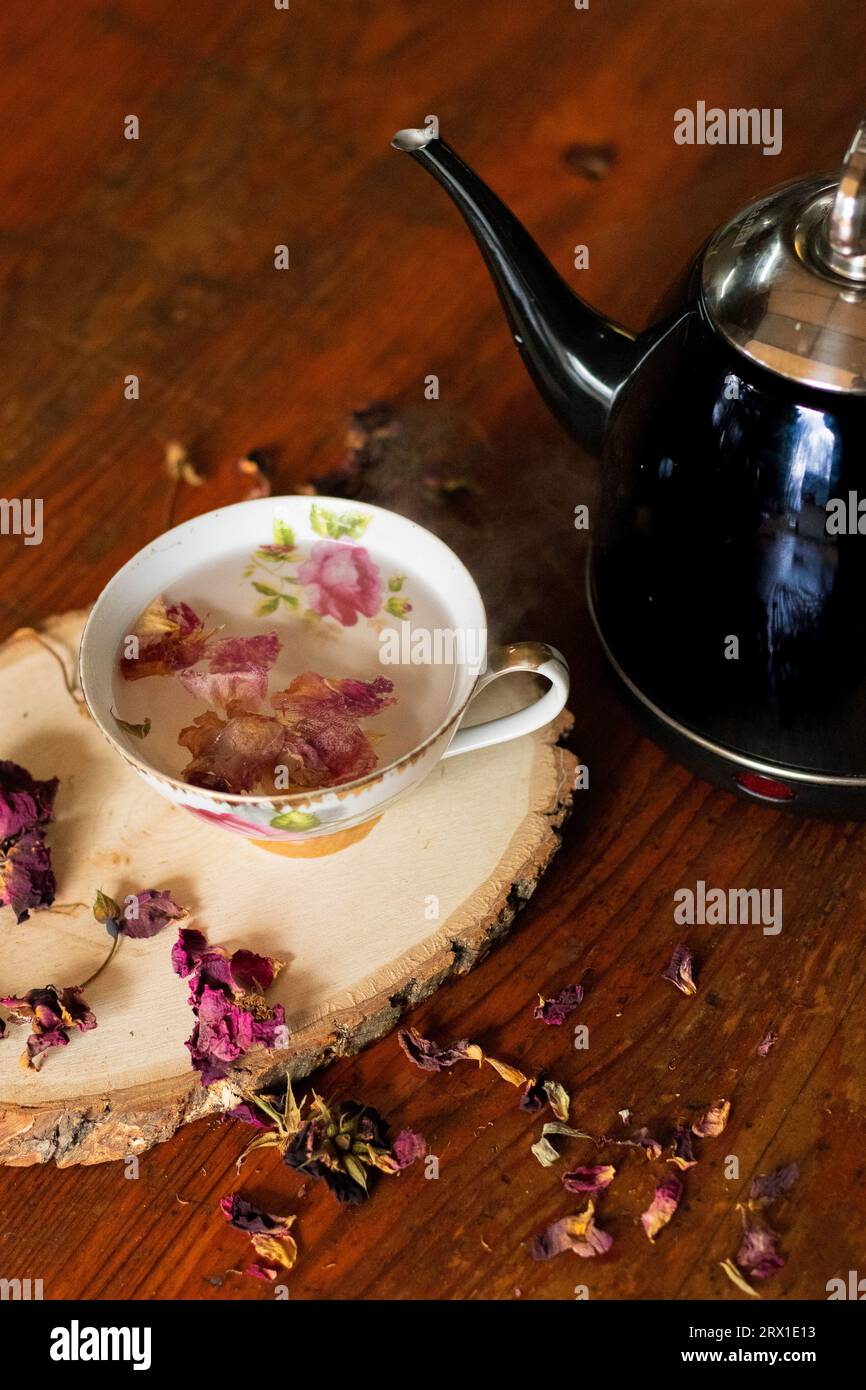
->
[0,612,576,1166]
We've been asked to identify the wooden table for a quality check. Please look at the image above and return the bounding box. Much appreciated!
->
[2,0,865,1301]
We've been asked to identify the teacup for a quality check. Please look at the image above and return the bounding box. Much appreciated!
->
[79,496,569,856]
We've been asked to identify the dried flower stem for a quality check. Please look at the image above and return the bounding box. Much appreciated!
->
[80,931,121,990]
[11,628,87,713]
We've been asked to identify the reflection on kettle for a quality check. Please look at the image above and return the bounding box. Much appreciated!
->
[392,116,866,816]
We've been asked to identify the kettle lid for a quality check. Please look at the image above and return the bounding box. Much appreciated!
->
[701,116,866,393]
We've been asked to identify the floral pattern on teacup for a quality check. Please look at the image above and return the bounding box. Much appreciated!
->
[242,505,412,626]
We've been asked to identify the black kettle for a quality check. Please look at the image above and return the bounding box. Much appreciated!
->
[392,118,866,817]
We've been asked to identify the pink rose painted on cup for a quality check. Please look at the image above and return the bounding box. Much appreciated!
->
[297,541,382,626]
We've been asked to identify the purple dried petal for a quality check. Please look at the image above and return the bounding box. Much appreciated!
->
[219,1192,294,1237]
[187,986,286,1085]
[229,949,277,994]
[171,927,209,977]
[0,984,96,1067]
[121,889,187,939]
[737,1219,786,1279]
[0,761,58,840]
[663,943,697,996]
[668,1125,698,1170]
[225,1101,274,1129]
[749,1162,800,1207]
[0,830,55,922]
[562,1164,616,1195]
[391,1128,428,1169]
[519,1076,548,1114]
[533,983,584,1026]
[397,1026,479,1072]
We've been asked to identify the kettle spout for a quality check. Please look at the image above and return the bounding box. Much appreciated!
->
[391,126,637,455]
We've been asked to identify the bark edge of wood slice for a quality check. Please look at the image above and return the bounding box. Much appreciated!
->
[0,611,577,1166]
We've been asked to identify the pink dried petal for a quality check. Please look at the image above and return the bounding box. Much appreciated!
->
[207,633,280,672]
[531,1202,612,1260]
[392,1128,429,1169]
[757,1030,778,1056]
[562,1164,616,1195]
[641,1175,683,1242]
[179,665,270,708]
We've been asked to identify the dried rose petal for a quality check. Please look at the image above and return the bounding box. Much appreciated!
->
[641,1175,683,1242]
[668,1125,698,1171]
[179,665,271,708]
[392,1128,428,1169]
[0,830,56,922]
[179,708,285,794]
[533,983,583,1026]
[0,761,58,841]
[749,1162,799,1207]
[171,926,209,977]
[562,1164,616,1195]
[219,1193,295,1237]
[188,985,287,1086]
[691,1099,731,1139]
[271,670,395,721]
[208,633,281,671]
[737,1219,786,1279]
[604,1126,663,1161]
[120,597,209,679]
[519,1076,547,1114]
[172,926,285,1086]
[663,943,697,996]
[531,1201,612,1260]
[757,1030,778,1056]
[0,984,96,1068]
[121,889,187,940]
[397,1026,481,1072]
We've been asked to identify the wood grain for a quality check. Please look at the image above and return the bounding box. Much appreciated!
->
[0,613,575,1166]
[1,0,865,1299]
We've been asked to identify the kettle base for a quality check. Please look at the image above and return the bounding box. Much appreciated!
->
[586,577,866,821]
[614,677,866,820]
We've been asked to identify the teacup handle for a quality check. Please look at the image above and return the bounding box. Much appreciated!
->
[443,642,570,759]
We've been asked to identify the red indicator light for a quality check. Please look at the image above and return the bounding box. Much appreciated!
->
[734,771,795,802]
